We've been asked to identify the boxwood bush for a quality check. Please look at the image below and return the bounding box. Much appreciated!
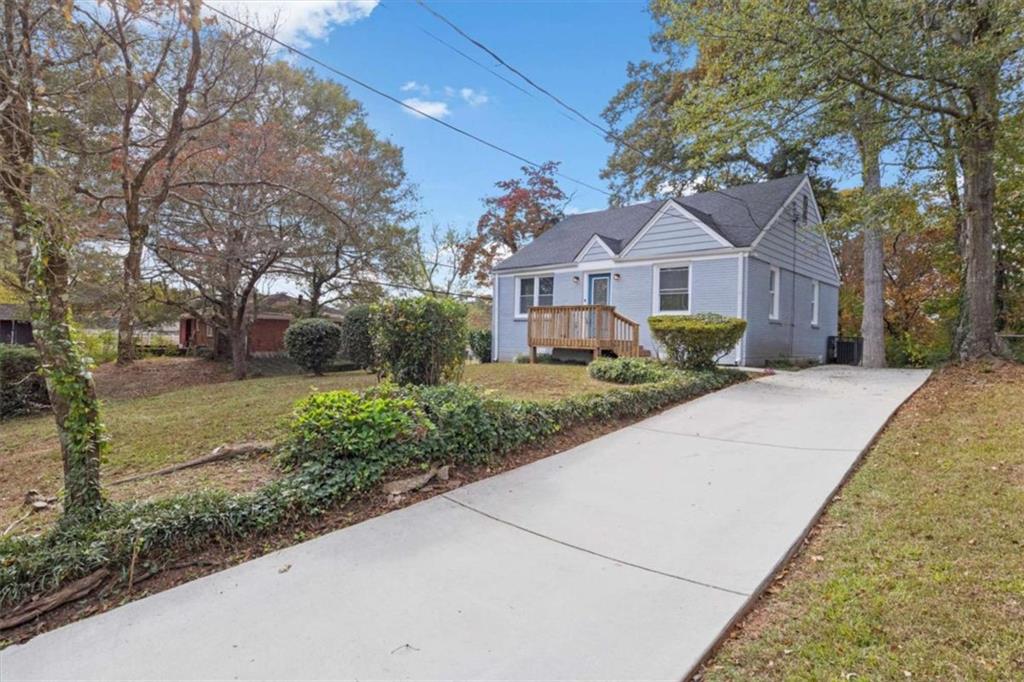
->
[588,357,669,384]
[468,329,492,363]
[0,367,745,612]
[370,297,468,385]
[284,318,343,375]
[340,304,375,370]
[0,345,48,419]
[648,313,747,369]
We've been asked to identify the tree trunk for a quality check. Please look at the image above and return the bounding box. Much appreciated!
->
[859,147,887,368]
[229,319,248,380]
[31,220,105,519]
[955,79,1004,361]
[117,228,145,365]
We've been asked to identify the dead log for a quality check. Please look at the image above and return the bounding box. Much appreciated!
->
[0,569,111,630]
[109,441,275,486]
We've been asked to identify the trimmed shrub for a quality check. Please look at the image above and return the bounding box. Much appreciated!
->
[371,297,468,385]
[648,313,747,369]
[468,329,493,363]
[0,345,48,419]
[284,318,343,375]
[284,389,431,465]
[588,357,669,384]
[341,304,375,370]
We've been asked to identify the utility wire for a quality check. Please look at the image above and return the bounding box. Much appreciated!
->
[413,0,767,228]
[204,3,610,198]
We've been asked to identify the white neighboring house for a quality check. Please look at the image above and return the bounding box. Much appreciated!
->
[490,174,840,366]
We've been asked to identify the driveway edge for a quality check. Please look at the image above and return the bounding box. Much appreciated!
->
[683,369,934,681]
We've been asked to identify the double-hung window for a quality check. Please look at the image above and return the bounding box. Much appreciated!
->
[811,280,820,327]
[768,266,780,320]
[516,275,554,317]
[655,265,690,314]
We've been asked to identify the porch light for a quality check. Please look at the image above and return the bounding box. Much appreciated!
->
[613,273,621,281]
[572,275,580,284]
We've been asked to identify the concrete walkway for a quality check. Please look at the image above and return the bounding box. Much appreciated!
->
[2,366,930,681]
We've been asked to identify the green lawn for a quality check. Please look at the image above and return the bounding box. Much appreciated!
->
[0,361,613,532]
[702,364,1024,680]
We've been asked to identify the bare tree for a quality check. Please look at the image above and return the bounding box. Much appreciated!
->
[71,0,268,364]
[153,121,315,379]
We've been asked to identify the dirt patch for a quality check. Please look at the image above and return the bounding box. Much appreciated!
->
[93,357,232,401]
[0,411,654,646]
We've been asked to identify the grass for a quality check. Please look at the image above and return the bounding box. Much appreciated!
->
[0,361,615,533]
[701,363,1024,681]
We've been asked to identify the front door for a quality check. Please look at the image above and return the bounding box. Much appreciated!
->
[587,273,611,338]
[588,273,611,305]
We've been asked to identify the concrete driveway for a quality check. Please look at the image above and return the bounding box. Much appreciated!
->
[1,366,930,681]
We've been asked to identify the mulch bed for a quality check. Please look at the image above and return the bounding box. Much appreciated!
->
[0,413,649,646]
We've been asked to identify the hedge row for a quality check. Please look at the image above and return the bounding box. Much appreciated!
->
[0,368,744,610]
[587,356,670,384]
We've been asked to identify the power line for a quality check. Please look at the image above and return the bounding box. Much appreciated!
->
[206,2,775,263]
[414,0,613,141]
[203,3,611,199]
[413,0,767,227]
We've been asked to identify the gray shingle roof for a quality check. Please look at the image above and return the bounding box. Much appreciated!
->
[494,174,806,271]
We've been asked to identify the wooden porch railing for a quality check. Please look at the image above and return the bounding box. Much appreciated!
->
[527,305,640,361]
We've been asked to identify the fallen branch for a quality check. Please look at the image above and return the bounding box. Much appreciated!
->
[382,465,451,497]
[0,569,111,630]
[2,511,32,537]
[109,441,275,486]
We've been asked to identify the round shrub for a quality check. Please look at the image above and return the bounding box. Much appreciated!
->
[341,304,374,370]
[284,318,342,375]
[468,329,493,363]
[588,356,669,384]
[648,313,747,370]
[0,345,49,419]
[370,297,468,386]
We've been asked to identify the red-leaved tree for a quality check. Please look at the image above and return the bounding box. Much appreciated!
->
[459,161,569,284]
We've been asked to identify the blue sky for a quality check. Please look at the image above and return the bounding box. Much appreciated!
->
[228,0,660,230]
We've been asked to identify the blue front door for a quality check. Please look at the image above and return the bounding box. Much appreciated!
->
[588,273,611,338]
[588,273,611,305]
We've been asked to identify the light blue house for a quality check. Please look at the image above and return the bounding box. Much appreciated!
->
[490,174,840,366]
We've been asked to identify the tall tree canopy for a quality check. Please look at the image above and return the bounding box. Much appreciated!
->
[646,0,1024,362]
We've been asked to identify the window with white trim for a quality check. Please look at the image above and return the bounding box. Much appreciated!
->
[656,266,690,313]
[516,275,554,317]
[811,280,820,327]
[768,266,780,320]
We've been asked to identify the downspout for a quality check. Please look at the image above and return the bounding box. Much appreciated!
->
[491,275,498,361]
[736,253,745,365]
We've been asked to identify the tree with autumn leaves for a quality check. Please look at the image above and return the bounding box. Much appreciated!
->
[459,161,570,284]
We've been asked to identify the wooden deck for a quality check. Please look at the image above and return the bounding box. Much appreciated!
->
[527,305,641,361]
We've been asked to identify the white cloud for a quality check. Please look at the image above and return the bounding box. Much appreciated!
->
[401,98,451,119]
[459,87,489,107]
[400,81,431,96]
[565,206,601,215]
[210,1,378,47]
